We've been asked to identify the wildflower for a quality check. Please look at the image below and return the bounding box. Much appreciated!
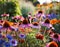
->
[22,18,28,25]
[9,39,18,46]
[46,41,58,47]
[41,18,55,29]
[6,34,13,40]
[10,26,18,31]
[36,11,43,18]
[19,34,26,39]
[12,16,20,20]
[30,22,39,29]
[35,33,44,40]
[3,21,11,28]
[0,39,5,44]
[1,14,9,17]
[50,33,60,42]
[0,25,3,29]
[18,39,25,43]
[50,19,58,24]
[4,42,11,47]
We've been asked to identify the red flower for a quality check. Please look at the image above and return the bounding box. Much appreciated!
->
[35,33,44,40]
[46,41,58,47]
[18,39,25,43]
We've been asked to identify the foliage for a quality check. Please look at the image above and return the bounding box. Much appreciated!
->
[0,0,21,19]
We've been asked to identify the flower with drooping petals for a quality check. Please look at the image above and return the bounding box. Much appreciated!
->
[46,41,58,47]
[1,13,9,17]
[50,33,60,42]
[35,33,44,40]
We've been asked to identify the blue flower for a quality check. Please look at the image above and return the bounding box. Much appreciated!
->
[6,34,13,40]
[4,42,11,47]
[49,13,57,19]
[9,39,18,46]
[0,34,2,38]
[0,39,5,44]
[19,34,26,39]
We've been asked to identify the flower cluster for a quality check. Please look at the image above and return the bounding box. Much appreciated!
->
[0,12,60,47]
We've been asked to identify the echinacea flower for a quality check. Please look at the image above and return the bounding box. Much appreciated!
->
[35,33,44,40]
[19,34,26,39]
[41,19,53,28]
[20,18,30,28]
[1,14,9,17]
[9,39,18,46]
[3,21,11,28]
[12,16,20,20]
[30,22,39,29]
[10,26,18,31]
[46,41,58,47]
[50,33,60,42]
[22,18,29,25]
[36,11,43,18]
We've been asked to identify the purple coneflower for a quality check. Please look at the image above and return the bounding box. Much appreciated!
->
[50,33,60,42]
[30,22,39,29]
[1,13,9,17]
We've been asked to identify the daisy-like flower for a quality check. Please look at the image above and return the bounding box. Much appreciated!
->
[50,33,60,42]
[50,19,58,25]
[3,21,12,28]
[22,18,29,25]
[20,18,30,28]
[41,19,53,28]
[35,33,44,40]
[9,39,18,46]
[10,26,18,31]
[46,41,58,47]
[30,22,39,29]
[36,11,43,18]
[12,15,20,20]
[19,33,26,39]
[1,13,9,17]
[18,39,25,43]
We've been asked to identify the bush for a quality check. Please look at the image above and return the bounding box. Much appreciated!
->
[0,0,21,19]
[6,1,21,18]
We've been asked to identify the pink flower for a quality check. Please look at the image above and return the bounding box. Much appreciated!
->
[50,33,60,42]
[1,14,9,17]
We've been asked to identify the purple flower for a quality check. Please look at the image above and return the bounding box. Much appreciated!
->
[10,26,18,31]
[0,25,3,29]
[9,39,18,46]
[19,34,26,39]
[30,22,40,29]
[50,33,60,42]
[4,42,11,47]
[20,24,30,28]
[41,22,53,28]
